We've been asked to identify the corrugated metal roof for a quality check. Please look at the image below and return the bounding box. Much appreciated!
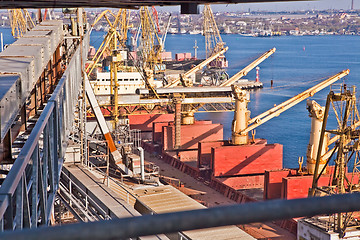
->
[134,185,255,240]
[182,226,255,240]
[134,185,205,213]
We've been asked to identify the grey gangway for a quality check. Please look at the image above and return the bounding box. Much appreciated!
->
[0,32,89,230]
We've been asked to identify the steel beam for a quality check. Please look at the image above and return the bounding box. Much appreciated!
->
[1,193,360,240]
[0,0,311,9]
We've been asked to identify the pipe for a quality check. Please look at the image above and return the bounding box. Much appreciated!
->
[3,193,360,240]
[174,98,182,147]
[137,147,145,182]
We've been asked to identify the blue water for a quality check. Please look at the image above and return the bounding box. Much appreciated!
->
[90,32,360,169]
[0,28,16,47]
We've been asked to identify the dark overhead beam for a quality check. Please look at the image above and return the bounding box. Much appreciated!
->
[0,0,315,9]
[181,3,199,14]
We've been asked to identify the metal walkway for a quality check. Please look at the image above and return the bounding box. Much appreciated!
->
[61,147,168,240]
[61,159,139,220]
[0,20,88,230]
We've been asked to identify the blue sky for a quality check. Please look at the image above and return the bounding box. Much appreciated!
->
[158,0,357,12]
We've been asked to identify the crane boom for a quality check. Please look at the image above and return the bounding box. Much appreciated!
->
[161,13,172,49]
[243,69,349,135]
[220,47,276,87]
[91,10,112,28]
[164,46,228,88]
[231,69,349,145]
[183,48,276,119]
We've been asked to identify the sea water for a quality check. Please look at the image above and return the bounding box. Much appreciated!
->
[92,32,360,169]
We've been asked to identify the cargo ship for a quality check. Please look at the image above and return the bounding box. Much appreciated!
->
[84,7,360,240]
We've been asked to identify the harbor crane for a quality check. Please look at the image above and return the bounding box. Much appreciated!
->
[139,6,163,75]
[169,69,348,162]
[220,48,276,87]
[180,47,276,124]
[164,47,275,90]
[203,4,224,58]
[8,9,35,38]
[164,46,229,88]
[230,69,349,145]
[86,9,130,76]
[202,4,228,85]
[305,100,360,175]
[85,9,131,129]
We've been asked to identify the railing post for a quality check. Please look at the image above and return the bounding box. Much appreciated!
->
[31,145,39,228]
[69,179,72,207]
[22,174,31,229]
[15,176,23,230]
[53,102,59,186]
[48,113,55,193]
[43,124,49,206]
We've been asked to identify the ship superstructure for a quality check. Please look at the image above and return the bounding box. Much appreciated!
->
[92,71,145,95]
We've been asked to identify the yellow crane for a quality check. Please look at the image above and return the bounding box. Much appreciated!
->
[203,4,224,58]
[139,6,163,74]
[85,9,131,129]
[164,46,274,89]
[308,83,360,237]
[181,47,276,124]
[86,9,130,76]
[164,47,228,88]
[201,4,228,85]
[220,48,276,87]
[8,9,35,38]
[231,69,349,145]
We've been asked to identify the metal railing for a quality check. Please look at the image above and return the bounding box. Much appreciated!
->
[0,33,89,231]
[86,160,144,208]
[2,192,360,239]
[58,172,111,222]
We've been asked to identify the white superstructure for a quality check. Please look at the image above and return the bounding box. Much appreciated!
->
[91,71,144,95]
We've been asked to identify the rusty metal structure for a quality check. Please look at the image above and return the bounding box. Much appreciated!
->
[203,4,224,58]
[309,84,360,236]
